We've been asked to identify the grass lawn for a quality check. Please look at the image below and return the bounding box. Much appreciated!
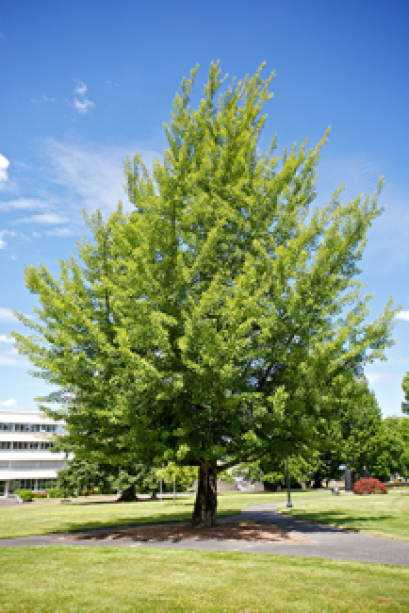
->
[0,490,324,539]
[0,546,408,612]
[281,493,409,541]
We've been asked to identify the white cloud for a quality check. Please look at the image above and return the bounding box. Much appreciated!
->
[0,335,14,344]
[19,213,69,225]
[0,198,51,211]
[0,340,28,366]
[0,398,25,410]
[397,311,409,322]
[73,81,94,114]
[32,231,41,238]
[75,81,88,96]
[366,373,388,385]
[43,138,149,218]
[42,94,55,102]
[0,229,15,249]
[0,308,18,322]
[73,98,95,114]
[0,153,10,185]
[45,227,78,237]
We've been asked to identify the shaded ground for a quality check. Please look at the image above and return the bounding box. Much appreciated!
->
[62,519,311,544]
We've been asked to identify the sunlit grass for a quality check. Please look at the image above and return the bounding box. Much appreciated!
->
[281,494,409,541]
[1,546,408,612]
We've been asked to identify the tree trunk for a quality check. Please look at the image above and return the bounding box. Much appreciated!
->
[117,484,138,502]
[191,462,217,527]
[311,469,323,489]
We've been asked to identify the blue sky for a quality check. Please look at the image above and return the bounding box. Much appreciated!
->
[1,1,409,417]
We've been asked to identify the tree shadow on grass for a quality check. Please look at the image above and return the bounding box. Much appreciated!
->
[279,510,395,533]
[45,506,237,537]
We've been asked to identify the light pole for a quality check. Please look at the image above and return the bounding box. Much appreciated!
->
[286,454,292,509]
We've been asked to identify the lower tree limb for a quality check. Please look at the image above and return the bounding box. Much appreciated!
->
[191,461,218,527]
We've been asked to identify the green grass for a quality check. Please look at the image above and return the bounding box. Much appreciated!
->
[0,490,323,539]
[0,546,408,612]
[281,493,409,541]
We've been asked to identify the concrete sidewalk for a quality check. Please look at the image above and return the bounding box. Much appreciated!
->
[0,501,408,566]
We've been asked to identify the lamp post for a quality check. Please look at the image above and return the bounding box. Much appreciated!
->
[286,454,292,509]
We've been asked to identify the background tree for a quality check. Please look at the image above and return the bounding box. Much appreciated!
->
[374,417,408,481]
[155,462,197,495]
[57,459,159,499]
[13,62,397,526]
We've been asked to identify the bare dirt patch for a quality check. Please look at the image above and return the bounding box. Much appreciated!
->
[63,520,312,544]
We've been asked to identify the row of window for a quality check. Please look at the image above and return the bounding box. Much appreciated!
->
[5,479,58,492]
[0,442,55,450]
[0,423,63,433]
[0,461,68,470]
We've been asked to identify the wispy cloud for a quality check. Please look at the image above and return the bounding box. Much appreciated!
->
[18,213,69,225]
[0,334,14,344]
[0,307,23,322]
[0,397,25,409]
[0,153,10,186]
[366,372,389,385]
[0,343,28,366]
[45,227,79,237]
[2,138,159,239]
[317,153,409,272]
[73,81,94,114]
[43,138,146,218]
[42,94,55,102]
[0,230,16,249]
[397,311,409,322]
[0,198,51,211]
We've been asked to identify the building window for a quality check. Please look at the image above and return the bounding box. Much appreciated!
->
[8,460,67,470]
[0,442,11,450]
[0,424,13,431]
[37,479,57,490]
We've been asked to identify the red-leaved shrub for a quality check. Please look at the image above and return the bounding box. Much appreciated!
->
[353,478,387,495]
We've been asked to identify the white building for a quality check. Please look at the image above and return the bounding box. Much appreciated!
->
[0,411,69,497]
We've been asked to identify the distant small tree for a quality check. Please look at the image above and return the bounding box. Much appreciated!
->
[156,462,197,493]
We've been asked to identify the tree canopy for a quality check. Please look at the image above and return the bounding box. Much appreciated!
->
[13,62,397,525]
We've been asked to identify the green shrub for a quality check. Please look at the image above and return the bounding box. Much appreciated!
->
[15,490,35,503]
[46,488,66,499]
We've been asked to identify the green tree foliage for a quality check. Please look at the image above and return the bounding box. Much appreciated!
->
[13,63,397,525]
[245,383,391,488]
[156,462,197,492]
[402,372,409,415]
[57,459,159,499]
[376,417,409,480]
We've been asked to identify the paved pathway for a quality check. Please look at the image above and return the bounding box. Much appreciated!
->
[1,501,408,566]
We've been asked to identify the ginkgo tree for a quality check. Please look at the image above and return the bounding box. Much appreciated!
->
[13,62,397,526]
